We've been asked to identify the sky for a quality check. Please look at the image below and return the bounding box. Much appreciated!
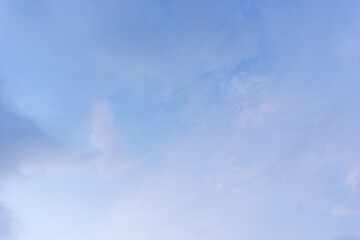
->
[0,0,360,239]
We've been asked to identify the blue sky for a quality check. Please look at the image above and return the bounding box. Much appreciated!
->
[0,0,360,239]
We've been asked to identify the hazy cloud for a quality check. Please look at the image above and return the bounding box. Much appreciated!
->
[88,100,136,177]
[0,204,12,240]
[347,167,360,191]
[0,0,359,239]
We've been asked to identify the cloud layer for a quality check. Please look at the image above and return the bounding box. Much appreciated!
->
[0,0,359,239]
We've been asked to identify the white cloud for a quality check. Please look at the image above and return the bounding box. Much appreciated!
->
[90,100,119,152]
[88,100,136,178]
[347,167,360,191]
[15,99,136,178]
[226,72,281,127]
[331,206,351,216]
[331,205,360,216]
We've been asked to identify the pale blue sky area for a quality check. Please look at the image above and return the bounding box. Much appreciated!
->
[0,0,360,240]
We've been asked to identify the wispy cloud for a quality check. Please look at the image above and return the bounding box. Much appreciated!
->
[347,166,360,191]
[0,0,360,239]
[88,100,136,178]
